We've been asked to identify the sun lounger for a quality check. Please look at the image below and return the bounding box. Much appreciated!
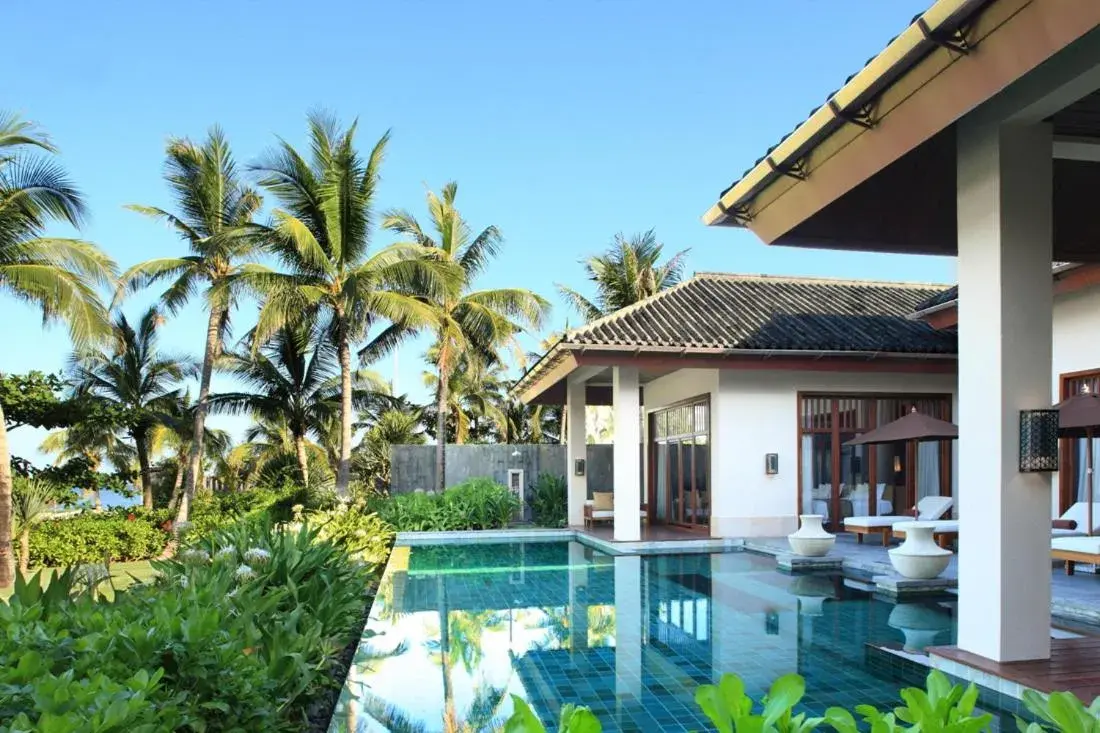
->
[893,520,958,549]
[1051,502,1100,537]
[843,495,953,546]
[1052,536,1100,575]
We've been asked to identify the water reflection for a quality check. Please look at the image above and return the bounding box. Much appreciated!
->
[330,542,972,733]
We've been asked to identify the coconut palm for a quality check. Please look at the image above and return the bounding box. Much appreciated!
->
[118,127,262,521]
[247,113,461,497]
[0,112,116,587]
[353,408,425,490]
[421,354,511,445]
[383,182,549,490]
[70,308,196,509]
[208,324,342,488]
[150,396,231,511]
[232,415,330,489]
[557,229,688,322]
[40,418,135,508]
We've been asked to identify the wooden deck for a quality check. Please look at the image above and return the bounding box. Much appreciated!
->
[573,523,709,543]
[930,637,1100,700]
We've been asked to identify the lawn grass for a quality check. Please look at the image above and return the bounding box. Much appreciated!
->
[0,560,157,601]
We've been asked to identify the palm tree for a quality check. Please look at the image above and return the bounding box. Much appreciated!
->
[12,477,52,575]
[353,408,425,490]
[118,127,262,522]
[557,229,688,321]
[247,113,460,497]
[208,324,341,488]
[0,112,116,588]
[383,182,549,491]
[70,308,195,509]
[421,354,510,445]
[40,419,135,508]
[234,415,330,489]
[149,396,231,511]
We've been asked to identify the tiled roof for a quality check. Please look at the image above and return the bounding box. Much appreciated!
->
[561,273,956,354]
[911,263,1075,313]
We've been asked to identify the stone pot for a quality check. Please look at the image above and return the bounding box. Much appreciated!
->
[788,515,835,557]
[888,522,952,579]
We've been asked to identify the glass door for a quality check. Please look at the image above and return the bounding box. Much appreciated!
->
[649,398,710,530]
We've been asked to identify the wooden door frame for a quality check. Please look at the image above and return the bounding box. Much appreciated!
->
[646,394,711,531]
[1058,368,1100,513]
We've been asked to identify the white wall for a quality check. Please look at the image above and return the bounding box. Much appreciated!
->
[1050,286,1100,515]
[644,366,957,538]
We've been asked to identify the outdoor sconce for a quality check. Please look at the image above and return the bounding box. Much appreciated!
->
[765,453,779,475]
[1019,409,1059,472]
[574,458,586,477]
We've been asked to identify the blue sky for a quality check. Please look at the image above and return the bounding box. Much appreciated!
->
[2,0,949,462]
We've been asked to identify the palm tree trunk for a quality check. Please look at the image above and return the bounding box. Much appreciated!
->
[180,305,224,522]
[19,527,29,575]
[436,351,450,494]
[167,460,185,512]
[336,331,354,498]
[295,435,311,489]
[0,405,13,588]
[134,429,153,510]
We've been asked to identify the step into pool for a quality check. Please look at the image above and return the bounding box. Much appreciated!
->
[328,540,1028,732]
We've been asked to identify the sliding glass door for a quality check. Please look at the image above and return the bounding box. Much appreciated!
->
[650,398,710,530]
[798,393,952,531]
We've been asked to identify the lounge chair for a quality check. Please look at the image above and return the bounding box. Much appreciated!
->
[843,495,954,546]
[583,491,648,528]
[1052,502,1100,537]
[1052,536,1100,575]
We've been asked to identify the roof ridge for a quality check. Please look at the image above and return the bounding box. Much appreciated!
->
[692,271,951,289]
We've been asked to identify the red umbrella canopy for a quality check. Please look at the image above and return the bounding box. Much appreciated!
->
[1056,390,1100,437]
[844,408,958,446]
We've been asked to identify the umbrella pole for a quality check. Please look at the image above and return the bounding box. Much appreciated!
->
[1089,428,1094,537]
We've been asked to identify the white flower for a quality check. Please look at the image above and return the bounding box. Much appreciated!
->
[178,574,190,589]
[235,564,255,581]
[215,546,237,561]
[226,587,239,599]
[180,548,210,564]
[242,547,270,565]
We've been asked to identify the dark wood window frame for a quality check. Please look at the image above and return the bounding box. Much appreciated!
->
[1058,368,1100,514]
[647,393,711,531]
[795,392,954,526]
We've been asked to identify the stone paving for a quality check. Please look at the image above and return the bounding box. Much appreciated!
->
[746,533,1100,626]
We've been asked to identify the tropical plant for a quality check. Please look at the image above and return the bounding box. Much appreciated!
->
[384,182,549,490]
[149,395,231,512]
[40,407,135,508]
[119,126,262,523]
[0,114,117,588]
[421,354,511,445]
[26,508,170,567]
[247,113,460,497]
[353,408,425,491]
[375,478,519,532]
[229,415,331,491]
[557,229,688,322]
[504,696,601,733]
[826,670,991,733]
[529,472,567,528]
[1019,687,1100,733]
[11,477,54,574]
[69,308,196,509]
[209,324,343,488]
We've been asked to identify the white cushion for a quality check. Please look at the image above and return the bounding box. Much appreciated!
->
[915,495,953,520]
[1059,503,1100,533]
[590,510,614,519]
[1052,527,1086,538]
[843,515,915,529]
[1052,536,1100,554]
[896,520,958,533]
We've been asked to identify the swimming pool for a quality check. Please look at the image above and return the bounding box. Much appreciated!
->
[328,540,1021,732]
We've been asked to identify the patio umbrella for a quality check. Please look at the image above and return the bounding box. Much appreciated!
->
[844,408,958,514]
[1055,387,1100,536]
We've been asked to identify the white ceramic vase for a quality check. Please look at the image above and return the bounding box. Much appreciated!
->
[887,603,952,652]
[888,522,952,579]
[788,515,835,557]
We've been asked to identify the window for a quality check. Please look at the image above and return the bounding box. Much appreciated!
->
[650,397,710,528]
[798,394,952,529]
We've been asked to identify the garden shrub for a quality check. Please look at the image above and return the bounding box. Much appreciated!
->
[529,472,567,527]
[0,516,377,731]
[24,508,171,567]
[306,501,395,567]
[376,477,520,532]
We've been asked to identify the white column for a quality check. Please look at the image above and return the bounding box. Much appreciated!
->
[613,366,642,541]
[568,541,589,652]
[566,378,588,527]
[957,119,1052,662]
[613,555,642,706]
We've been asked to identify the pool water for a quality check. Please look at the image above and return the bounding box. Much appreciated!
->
[329,541,1021,732]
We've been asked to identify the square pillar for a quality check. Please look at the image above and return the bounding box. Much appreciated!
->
[613,366,641,542]
[956,119,1052,662]
[566,379,588,527]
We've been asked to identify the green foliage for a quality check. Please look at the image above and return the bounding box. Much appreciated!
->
[824,670,991,733]
[24,509,171,567]
[1018,688,1100,733]
[0,371,69,430]
[694,672,823,733]
[306,501,395,566]
[188,487,287,536]
[503,695,601,733]
[376,477,520,531]
[530,472,567,528]
[0,516,378,731]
